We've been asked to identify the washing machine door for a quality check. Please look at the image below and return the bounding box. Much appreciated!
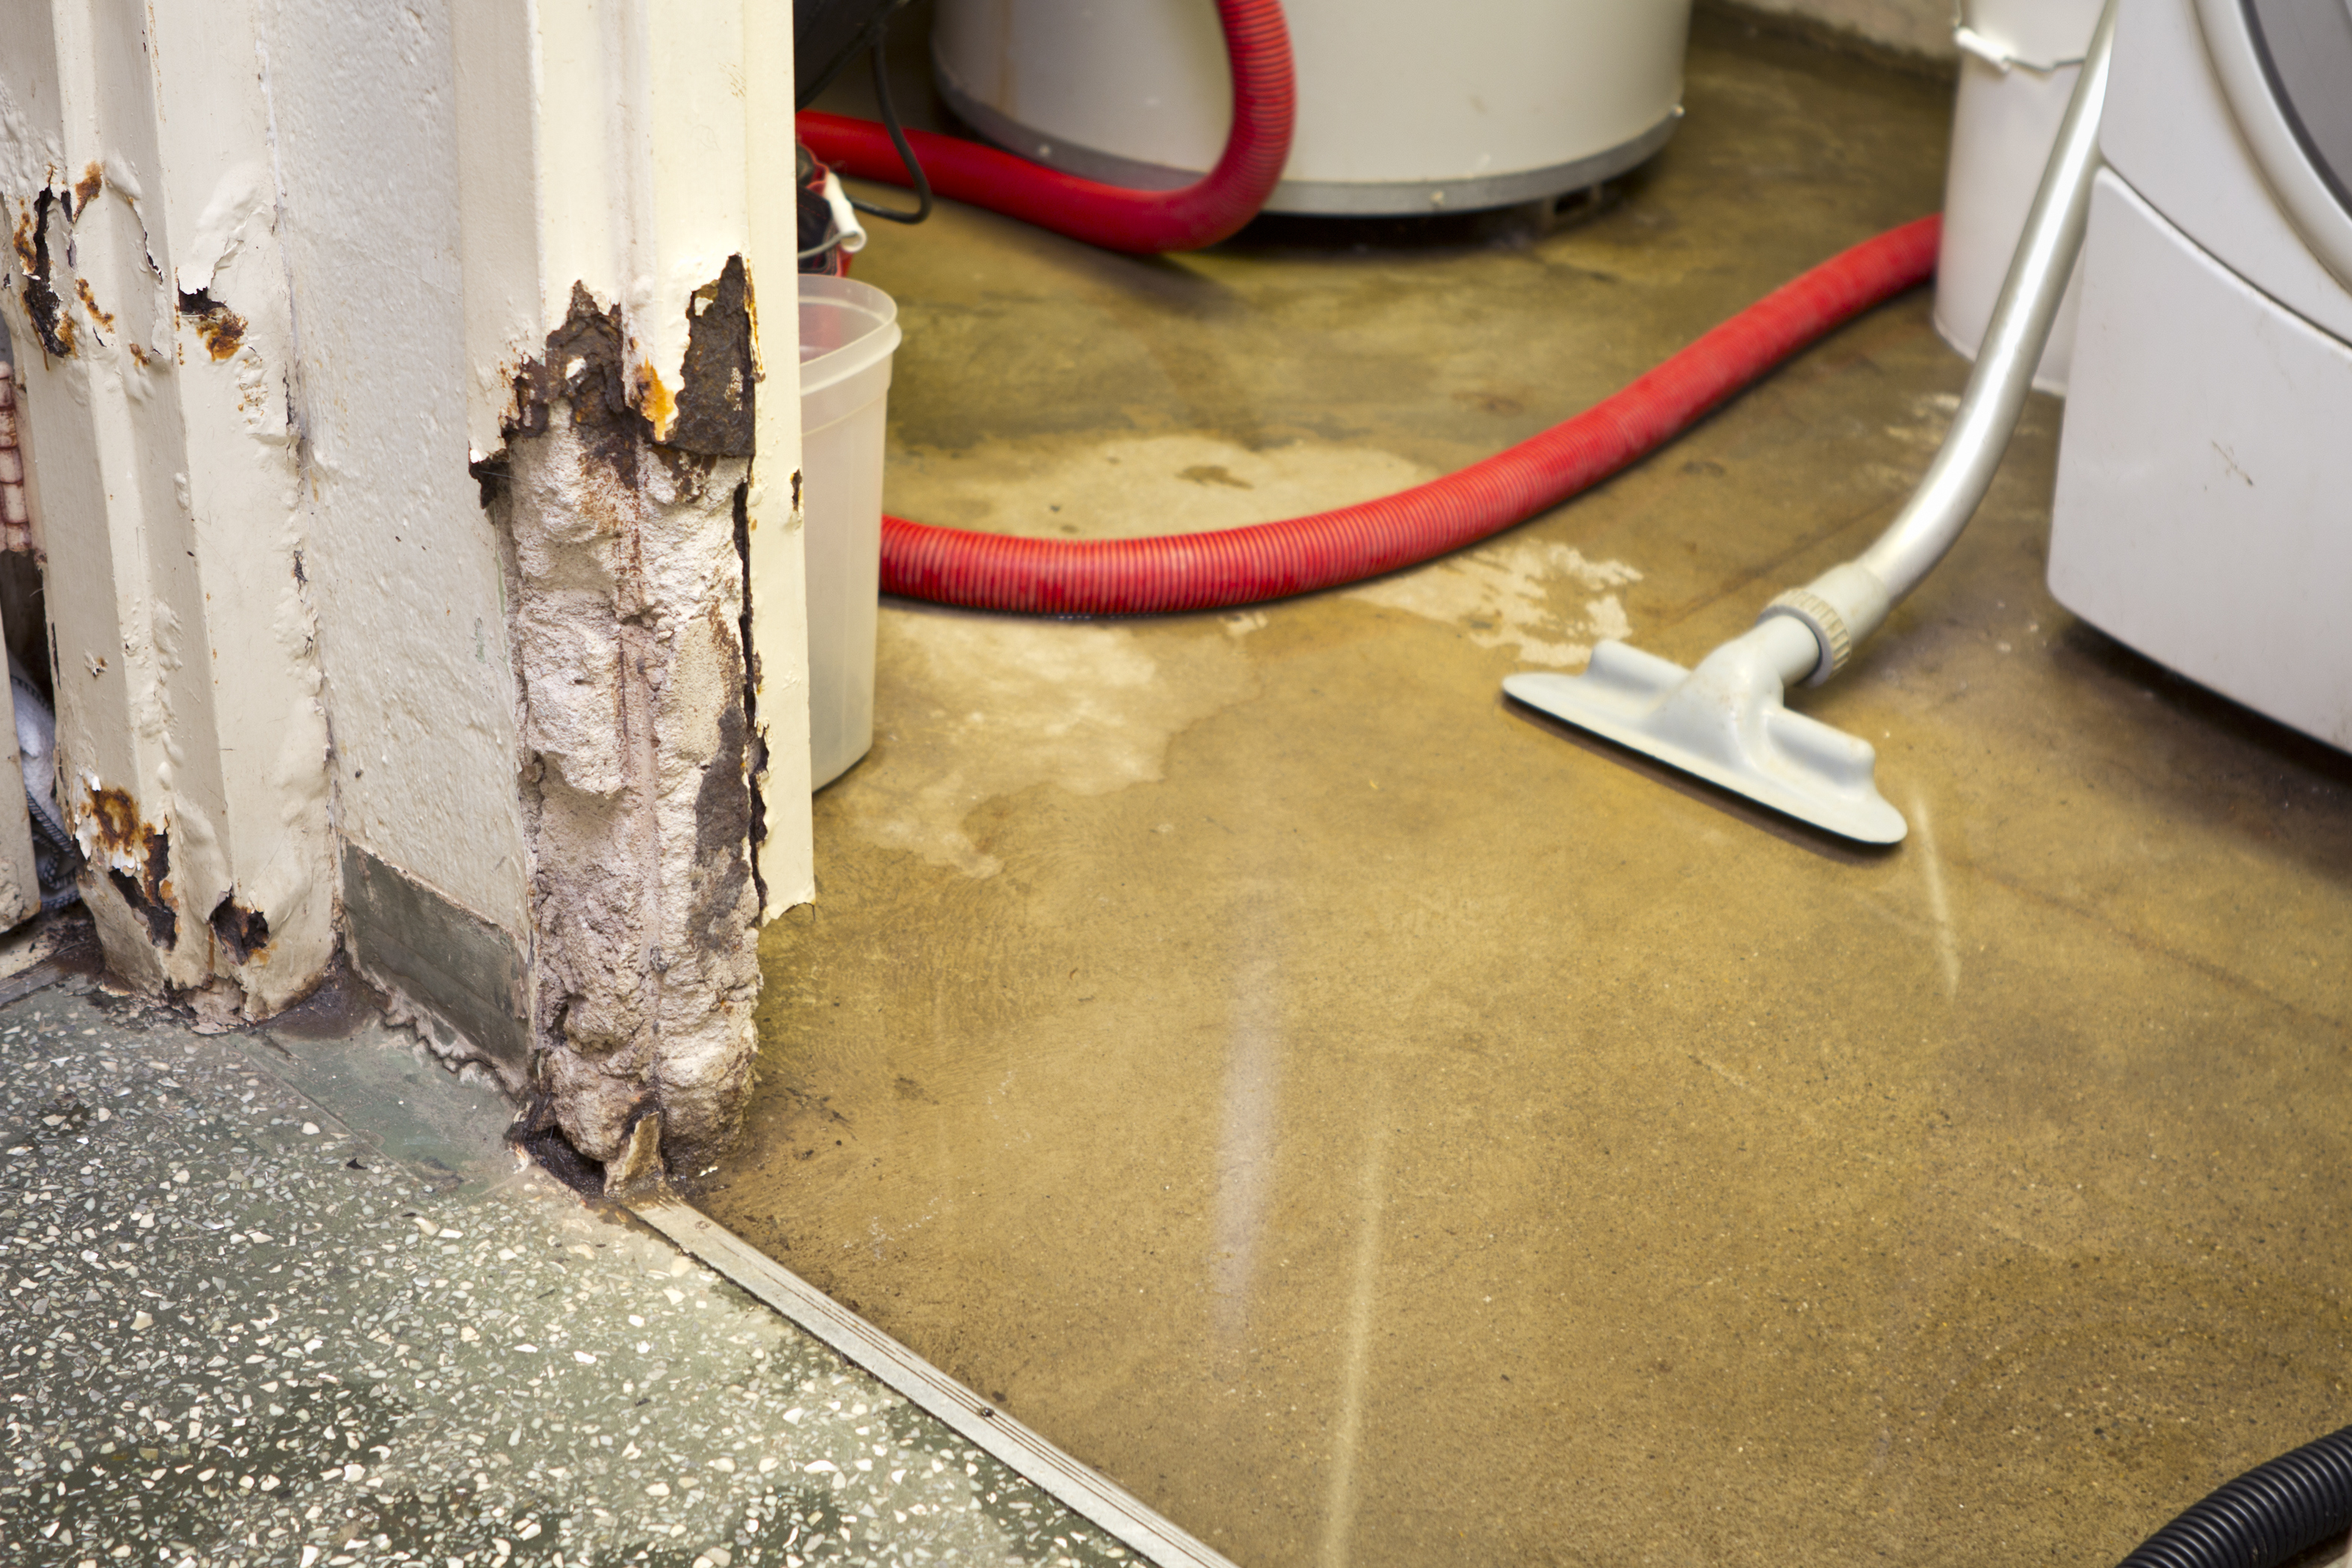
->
[2196,0,2352,290]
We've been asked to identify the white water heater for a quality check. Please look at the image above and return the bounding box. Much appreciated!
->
[930,0,1693,217]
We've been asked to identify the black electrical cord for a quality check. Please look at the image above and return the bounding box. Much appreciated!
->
[846,40,933,226]
[793,0,903,110]
[2118,1422,2352,1568]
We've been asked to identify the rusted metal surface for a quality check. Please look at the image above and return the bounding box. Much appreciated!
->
[730,483,767,912]
[176,287,246,361]
[14,193,76,360]
[78,785,179,950]
[688,659,756,953]
[207,896,270,964]
[668,255,756,458]
[500,284,649,487]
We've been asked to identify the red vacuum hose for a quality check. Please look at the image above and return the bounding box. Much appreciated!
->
[797,0,1295,255]
[878,217,1943,615]
[801,1,1936,615]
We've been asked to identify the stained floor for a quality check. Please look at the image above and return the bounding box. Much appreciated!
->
[714,13,2352,1568]
[0,959,1136,1567]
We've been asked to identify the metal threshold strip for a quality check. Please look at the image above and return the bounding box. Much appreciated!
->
[627,1195,1241,1568]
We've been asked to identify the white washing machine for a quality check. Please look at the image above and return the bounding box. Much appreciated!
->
[2047,0,2352,748]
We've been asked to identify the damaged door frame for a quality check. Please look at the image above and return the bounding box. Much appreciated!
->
[0,0,813,1185]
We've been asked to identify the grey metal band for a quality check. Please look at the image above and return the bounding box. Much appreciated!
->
[631,1197,1242,1568]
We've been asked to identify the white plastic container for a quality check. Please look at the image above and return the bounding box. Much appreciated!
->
[1934,0,2106,393]
[799,276,901,789]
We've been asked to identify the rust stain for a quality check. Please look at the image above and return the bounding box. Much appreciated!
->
[20,192,75,359]
[84,786,178,949]
[74,278,113,334]
[177,286,245,361]
[636,361,676,439]
[72,161,102,210]
[86,785,140,853]
[208,895,270,964]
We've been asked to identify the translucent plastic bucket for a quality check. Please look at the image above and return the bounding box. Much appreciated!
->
[800,276,901,789]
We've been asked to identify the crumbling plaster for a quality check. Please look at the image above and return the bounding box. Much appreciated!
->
[492,335,761,1168]
[269,0,807,1170]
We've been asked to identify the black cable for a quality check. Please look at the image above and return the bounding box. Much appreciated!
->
[2118,1422,2352,1568]
[846,40,933,226]
[794,2,897,111]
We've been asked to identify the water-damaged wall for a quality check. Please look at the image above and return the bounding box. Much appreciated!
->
[0,0,338,1017]
[255,0,811,1175]
[255,0,539,1067]
[485,276,763,1172]
[0,0,810,1185]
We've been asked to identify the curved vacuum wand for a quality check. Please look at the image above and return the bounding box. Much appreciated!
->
[1505,0,2117,844]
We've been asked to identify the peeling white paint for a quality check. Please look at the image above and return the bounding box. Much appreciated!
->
[180,162,273,296]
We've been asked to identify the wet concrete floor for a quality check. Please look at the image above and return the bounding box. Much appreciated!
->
[715,14,2352,1567]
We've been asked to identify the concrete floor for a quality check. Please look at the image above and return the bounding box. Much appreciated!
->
[712,15,2352,1568]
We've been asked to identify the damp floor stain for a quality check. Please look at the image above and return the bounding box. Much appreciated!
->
[715,12,2352,1568]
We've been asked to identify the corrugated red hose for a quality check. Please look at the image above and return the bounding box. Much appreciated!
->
[804,1,1940,616]
[879,218,1941,614]
[798,0,1295,254]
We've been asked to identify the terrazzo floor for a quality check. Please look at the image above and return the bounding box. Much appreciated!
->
[0,962,1133,1568]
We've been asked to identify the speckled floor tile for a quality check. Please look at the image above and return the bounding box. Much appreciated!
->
[1,980,1131,1568]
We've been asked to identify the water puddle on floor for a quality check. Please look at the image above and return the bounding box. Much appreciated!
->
[718,18,2352,1565]
[714,573,2352,1567]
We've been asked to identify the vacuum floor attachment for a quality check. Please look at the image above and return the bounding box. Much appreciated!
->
[1506,617,1905,844]
[1507,0,2115,845]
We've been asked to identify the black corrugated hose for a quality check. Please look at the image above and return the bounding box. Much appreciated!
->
[2120,1423,2352,1568]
